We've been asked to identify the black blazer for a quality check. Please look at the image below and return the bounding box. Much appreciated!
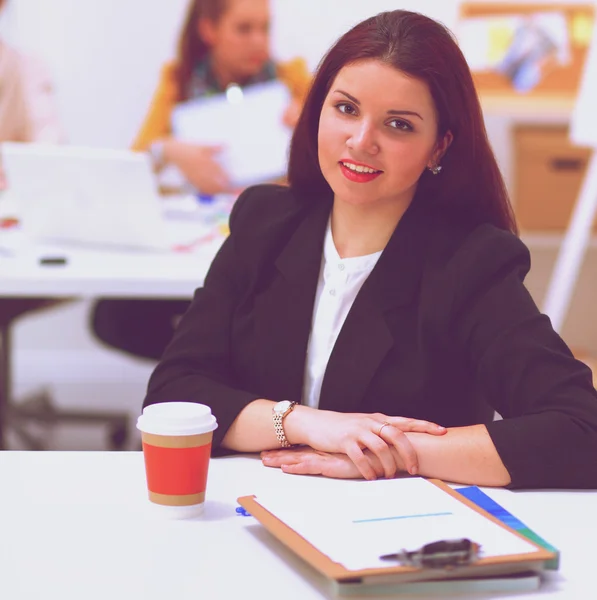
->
[145,184,597,489]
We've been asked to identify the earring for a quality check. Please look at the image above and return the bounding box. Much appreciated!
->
[428,164,442,176]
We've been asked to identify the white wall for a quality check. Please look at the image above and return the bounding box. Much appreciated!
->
[271,1,459,69]
[4,0,589,148]
[6,0,189,147]
[4,0,462,148]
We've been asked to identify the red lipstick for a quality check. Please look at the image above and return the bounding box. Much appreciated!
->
[338,160,382,183]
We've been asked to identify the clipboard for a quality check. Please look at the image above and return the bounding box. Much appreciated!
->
[238,479,555,586]
[171,80,292,188]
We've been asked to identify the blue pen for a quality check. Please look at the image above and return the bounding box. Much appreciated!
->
[236,506,252,517]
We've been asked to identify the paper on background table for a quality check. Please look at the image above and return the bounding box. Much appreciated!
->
[458,12,570,86]
[171,80,292,188]
[254,477,537,571]
[458,15,524,71]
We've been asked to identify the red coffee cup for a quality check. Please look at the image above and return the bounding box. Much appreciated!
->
[137,402,218,518]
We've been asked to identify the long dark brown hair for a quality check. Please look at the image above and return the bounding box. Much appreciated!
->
[288,10,517,234]
[175,0,229,102]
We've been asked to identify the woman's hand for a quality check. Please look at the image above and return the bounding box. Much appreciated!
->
[282,98,302,129]
[162,139,231,195]
[262,447,381,479]
[285,408,446,480]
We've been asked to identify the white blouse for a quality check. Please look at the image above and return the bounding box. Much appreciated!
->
[302,220,382,409]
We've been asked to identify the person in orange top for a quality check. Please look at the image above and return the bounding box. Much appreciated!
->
[136,0,311,195]
[91,0,311,362]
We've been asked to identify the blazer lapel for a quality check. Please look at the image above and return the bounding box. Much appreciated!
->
[318,197,433,413]
[252,197,331,402]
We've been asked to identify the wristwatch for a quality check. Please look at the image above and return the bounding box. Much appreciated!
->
[272,400,297,448]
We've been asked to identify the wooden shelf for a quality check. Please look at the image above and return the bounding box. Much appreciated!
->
[521,232,597,249]
[479,93,575,121]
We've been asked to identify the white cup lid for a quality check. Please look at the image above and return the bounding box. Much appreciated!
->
[137,402,218,436]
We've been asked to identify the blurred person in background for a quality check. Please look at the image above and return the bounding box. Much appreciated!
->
[91,0,311,362]
[0,0,64,152]
[1,0,65,327]
[135,0,310,195]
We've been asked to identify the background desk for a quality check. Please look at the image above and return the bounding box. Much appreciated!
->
[1,452,595,600]
[0,213,224,448]
[0,224,219,300]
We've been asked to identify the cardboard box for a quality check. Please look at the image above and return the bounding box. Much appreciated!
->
[513,125,594,231]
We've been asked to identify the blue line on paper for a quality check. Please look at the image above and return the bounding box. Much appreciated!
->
[352,511,453,524]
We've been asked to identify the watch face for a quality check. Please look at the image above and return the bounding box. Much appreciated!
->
[274,400,292,415]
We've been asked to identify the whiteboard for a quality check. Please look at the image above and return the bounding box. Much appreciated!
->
[544,4,597,331]
[570,10,597,149]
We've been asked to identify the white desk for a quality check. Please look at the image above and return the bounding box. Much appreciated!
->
[1,452,595,600]
[0,202,225,448]
[0,242,212,299]
[0,220,221,300]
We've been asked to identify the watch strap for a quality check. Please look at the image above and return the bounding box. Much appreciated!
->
[273,401,296,447]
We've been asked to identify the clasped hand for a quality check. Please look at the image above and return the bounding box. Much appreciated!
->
[262,410,446,480]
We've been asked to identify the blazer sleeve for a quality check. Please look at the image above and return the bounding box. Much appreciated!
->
[131,62,178,151]
[444,225,597,489]
[276,57,312,102]
[143,186,263,448]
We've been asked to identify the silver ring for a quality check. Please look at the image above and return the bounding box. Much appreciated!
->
[378,421,391,436]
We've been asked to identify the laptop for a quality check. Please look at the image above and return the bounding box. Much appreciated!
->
[0,142,171,252]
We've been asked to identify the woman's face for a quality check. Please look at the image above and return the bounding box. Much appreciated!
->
[318,59,449,210]
[199,0,271,79]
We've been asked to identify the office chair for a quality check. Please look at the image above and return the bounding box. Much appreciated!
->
[0,298,129,450]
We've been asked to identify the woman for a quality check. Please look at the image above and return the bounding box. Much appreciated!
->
[134,0,310,195]
[143,11,597,489]
[91,0,310,361]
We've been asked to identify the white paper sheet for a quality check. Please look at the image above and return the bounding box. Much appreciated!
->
[255,478,537,571]
[171,80,292,187]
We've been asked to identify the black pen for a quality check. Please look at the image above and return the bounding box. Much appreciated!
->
[39,256,68,266]
[380,539,480,567]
